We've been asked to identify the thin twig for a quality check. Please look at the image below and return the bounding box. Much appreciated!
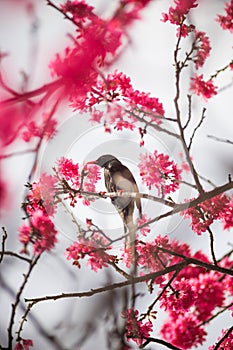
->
[140,337,182,350]
[207,135,233,145]
[199,301,233,327]
[183,94,192,130]
[7,255,40,349]
[0,227,8,264]
[213,325,233,350]
[207,228,218,266]
[0,251,31,264]
[188,107,206,150]
[140,269,181,321]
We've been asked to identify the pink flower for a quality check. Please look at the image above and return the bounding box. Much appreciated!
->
[122,308,153,345]
[160,314,206,349]
[22,116,57,143]
[89,109,104,124]
[182,194,229,234]
[193,31,211,69]
[0,102,28,148]
[216,0,233,33]
[82,164,101,205]
[14,339,33,350]
[209,328,233,350]
[190,74,217,100]
[57,157,80,188]
[19,209,58,255]
[160,278,197,313]
[61,0,94,23]
[27,173,57,216]
[162,0,198,25]
[136,214,151,236]
[220,194,233,229]
[66,236,115,272]
[126,89,164,119]
[189,272,225,321]
[115,120,135,131]
[138,151,181,195]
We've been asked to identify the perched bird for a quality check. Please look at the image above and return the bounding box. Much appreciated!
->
[87,155,142,246]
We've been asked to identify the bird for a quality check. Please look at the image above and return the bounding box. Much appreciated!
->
[87,154,142,247]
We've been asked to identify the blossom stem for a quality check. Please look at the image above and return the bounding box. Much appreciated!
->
[8,255,40,349]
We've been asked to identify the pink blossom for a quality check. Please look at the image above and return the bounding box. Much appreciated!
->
[138,151,182,195]
[136,214,151,237]
[49,17,124,110]
[177,23,195,38]
[22,117,57,143]
[66,236,115,272]
[82,164,101,205]
[209,328,233,350]
[126,89,164,118]
[190,74,217,100]
[19,209,57,255]
[162,0,198,26]
[57,157,80,188]
[182,194,229,234]
[89,109,104,124]
[160,314,206,349]
[61,0,94,23]
[87,71,164,125]
[14,339,33,350]
[115,120,135,131]
[220,194,233,229]
[0,102,28,148]
[122,308,153,345]
[193,31,211,69]
[179,152,190,172]
[216,0,233,33]
[160,278,196,313]
[189,272,225,321]
[27,173,57,216]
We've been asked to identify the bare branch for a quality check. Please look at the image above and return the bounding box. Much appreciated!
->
[213,326,233,350]
[207,135,233,145]
[140,337,183,350]
[0,227,7,264]
[188,107,206,150]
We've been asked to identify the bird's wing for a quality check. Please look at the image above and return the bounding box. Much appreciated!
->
[114,167,142,218]
[121,167,142,217]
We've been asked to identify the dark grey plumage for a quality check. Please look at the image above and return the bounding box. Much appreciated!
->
[90,154,142,245]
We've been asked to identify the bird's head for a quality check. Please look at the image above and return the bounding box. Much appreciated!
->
[86,154,119,168]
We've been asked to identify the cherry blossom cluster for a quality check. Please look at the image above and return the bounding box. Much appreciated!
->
[141,236,232,349]
[162,0,198,26]
[22,115,57,143]
[182,194,233,235]
[193,31,211,69]
[49,1,153,111]
[18,174,58,254]
[216,0,233,33]
[118,234,233,349]
[65,233,116,272]
[87,70,164,138]
[190,74,217,100]
[138,151,182,195]
[56,157,101,206]
[122,308,153,345]
[14,339,33,350]
[209,328,233,350]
